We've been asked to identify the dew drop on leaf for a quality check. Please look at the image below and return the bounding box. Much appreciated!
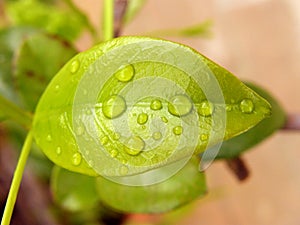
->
[173,126,183,135]
[152,132,162,140]
[137,113,148,125]
[161,116,168,123]
[168,95,192,117]
[150,99,162,110]
[198,100,214,117]
[70,59,80,74]
[72,153,82,166]
[124,136,145,155]
[100,136,109,145]
[240,99,254,113]
[46,134,52,142]
[102,95,126,119]
[115,64,135,82]
[56,147,62,155]
[200,134,208,141]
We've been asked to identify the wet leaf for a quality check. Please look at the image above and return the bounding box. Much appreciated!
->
[51,166,99,212]
[6,0,87,41]
[32,37,271,176]
[124,0,147,24]
[96,157,206,213]
[14,33,76,111]
[213,82,286,159]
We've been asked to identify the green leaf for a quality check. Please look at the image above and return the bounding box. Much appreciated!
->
[51,166,99,212]
[6,0,87,41]
[96,157,206,213]
[213,82,286,159]
[14,33,77,111]
[124,0,147,24]
[145,20,213,38]
[0,27,37,121]
[32,36,271,177]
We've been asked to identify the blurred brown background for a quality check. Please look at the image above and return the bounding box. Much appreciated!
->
[75,1,300,224]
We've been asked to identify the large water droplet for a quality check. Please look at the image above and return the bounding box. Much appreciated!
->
[102,95,126,119]
[115,64,135,82]
[198,100,214,117]
[168,95,192,117]
[173,126,183,135]
[72,153,82,166]
[240,99,254,113]
[152,132,162,140]
[150,99,162,110]
[70,59,80,74]
[124,136,145,156]
[137,113,148,125]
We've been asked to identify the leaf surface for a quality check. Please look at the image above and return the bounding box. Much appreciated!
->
[32,37,271,176]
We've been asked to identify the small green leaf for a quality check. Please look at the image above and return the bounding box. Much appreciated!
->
[6,0,87,41]
[0,27,37,105]
[96,157,206,213]
[51,166,99,212]
[124,0,147,24]
[146,20,213,38]
[32,37,271,176]
[213,82,286,159]
[14,33,76,111]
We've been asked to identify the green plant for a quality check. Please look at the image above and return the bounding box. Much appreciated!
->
[0,1,296,225]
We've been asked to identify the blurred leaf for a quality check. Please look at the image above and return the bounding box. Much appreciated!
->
[33,37,271,177]
[14,33,76,111]
[51,166,100,212]
[6,0,88,41]
[145,20,213,38]
[96,157,206,213]
[214,82,286,159]
[124,0,147,24]
[0,27,38,121]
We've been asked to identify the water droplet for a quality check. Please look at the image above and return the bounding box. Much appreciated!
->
[200,134,208,141]
[168,95,192,117]
[70,59,80,74]
[240,99,254,113]
[137,113,148,125]
[110,149,118,158]
[72,153,82,166]
[161,116,168,123]
[115,64,135,82]
[54,85,60,92]
[226,105,233,112]
[124,136,145,155]
[100,136,109,145]
[56,147,62,155]
[152,132,162,140]
[173,126,183,135]
[46,135,52,142]
[150,99,162,110]
[120,166,129,175]
[102,95,126,119]
[198,100,214,117]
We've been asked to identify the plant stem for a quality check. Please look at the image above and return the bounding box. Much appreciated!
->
[1,131,33,225]
[114,0,128,37]
[0,95,32,129]
[282,114,300,130]
[225,157,249,181]
[103,0,114,41]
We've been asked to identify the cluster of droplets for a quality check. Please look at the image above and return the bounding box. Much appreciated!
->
[48,58,256,171]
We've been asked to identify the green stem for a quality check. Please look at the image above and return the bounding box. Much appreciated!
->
[1,131,33,225]
[103,0,114,41]
[0,95,32,129]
